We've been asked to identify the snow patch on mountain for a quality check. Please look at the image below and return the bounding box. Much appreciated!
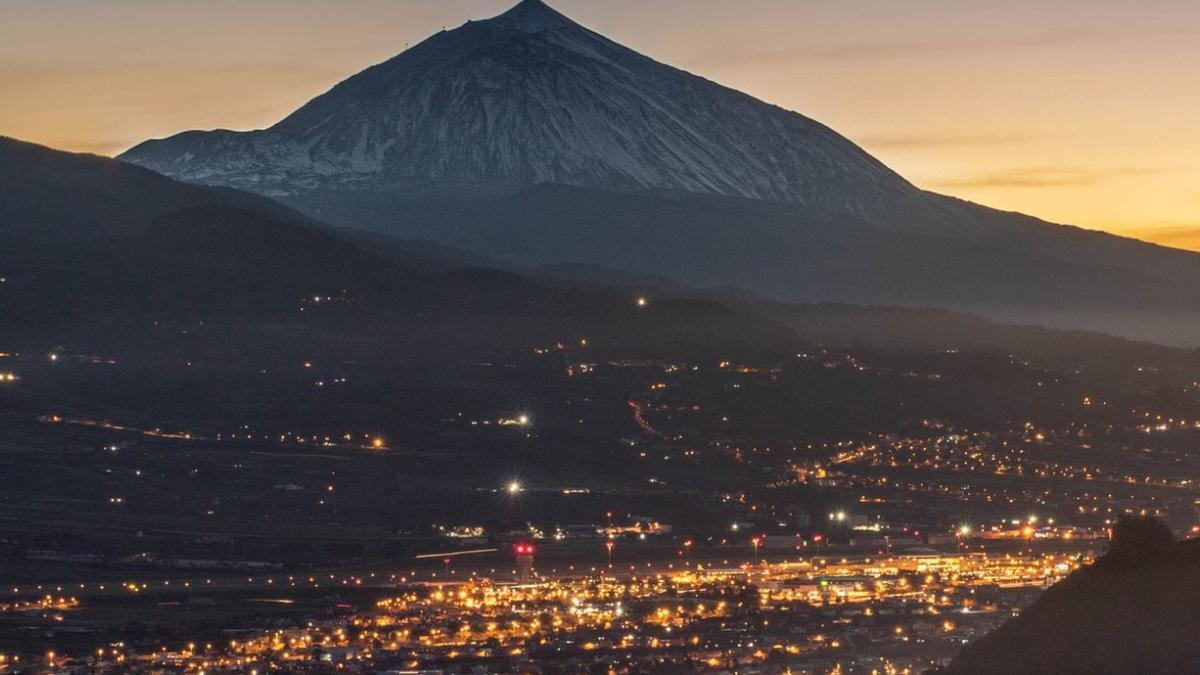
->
[120,0,911,215]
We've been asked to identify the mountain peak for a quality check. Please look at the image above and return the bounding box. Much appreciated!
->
[488,0,577,34]
[119,0,906,208]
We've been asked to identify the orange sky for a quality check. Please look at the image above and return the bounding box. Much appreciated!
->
[3,0,1198,249]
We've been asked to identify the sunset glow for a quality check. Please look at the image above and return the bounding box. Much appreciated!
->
[3,0,1198,249]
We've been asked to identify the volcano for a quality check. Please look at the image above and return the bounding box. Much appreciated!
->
[120,0,1200,344]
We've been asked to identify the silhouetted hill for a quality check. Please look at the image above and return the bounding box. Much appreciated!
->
[0,138,801,360]
[939,521,1200,675]
[0,135,314,242]
[758,302,1200,385]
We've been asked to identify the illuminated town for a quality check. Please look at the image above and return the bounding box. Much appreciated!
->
[6,330,1200,674]
[1,534,1094,674]
[4,341,1200,672]
[5,0,1200,672]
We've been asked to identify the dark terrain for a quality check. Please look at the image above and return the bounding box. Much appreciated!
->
[939,518,1200,675]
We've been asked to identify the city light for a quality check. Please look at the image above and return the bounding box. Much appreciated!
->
[2,0,1192,670]
[499,414,532,427]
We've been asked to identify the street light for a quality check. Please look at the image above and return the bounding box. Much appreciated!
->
[507,481,522,495]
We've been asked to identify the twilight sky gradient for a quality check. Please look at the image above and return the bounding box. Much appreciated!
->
[3,0,1199,248]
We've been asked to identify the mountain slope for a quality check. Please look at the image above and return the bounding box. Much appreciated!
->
[118,0,1200,342]
[0,138,802,360]
[280,184,1200,344]
[939,525,1200,675]
[0,135,317,242]
[120,0,910,214]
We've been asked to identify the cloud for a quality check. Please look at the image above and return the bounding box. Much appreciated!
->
[930,167,1164,190]
[0,57,346,92]
[686,25,1190,67]
[49,139,139,157]
[1121,224,1200,252]
[857,134,1032,151]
